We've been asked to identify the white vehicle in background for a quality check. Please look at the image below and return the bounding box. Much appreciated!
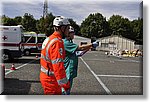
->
[0,25,24,62]
[22,33,46,56]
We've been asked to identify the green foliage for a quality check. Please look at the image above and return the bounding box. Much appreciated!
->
[0,12,143,44]
[80,13,110,38]
[108,15,142,44]
[14,16,22,25]
[36,13,55,36]
[22,13,37,32]
[131,18,143,44]
[108,15,132,37]
[1,15,17,26]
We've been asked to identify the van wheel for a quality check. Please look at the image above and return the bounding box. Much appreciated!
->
[2,52,11,62]
[24,50,30,56]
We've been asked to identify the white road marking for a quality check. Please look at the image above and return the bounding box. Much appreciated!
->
[97,75,142,78]
[5,59,38,75]
[5,69,11,71]
[85,59,140,63]
[127,59,140,63]
[80,57,112,95]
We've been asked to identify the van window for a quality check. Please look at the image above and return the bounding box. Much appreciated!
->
[23,36,36,43]
[37,37,46,43]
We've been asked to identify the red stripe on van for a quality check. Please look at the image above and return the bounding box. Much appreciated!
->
[0,43,20,46]
[22,43,42,46]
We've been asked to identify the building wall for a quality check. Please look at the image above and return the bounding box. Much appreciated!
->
[98,36,135,51]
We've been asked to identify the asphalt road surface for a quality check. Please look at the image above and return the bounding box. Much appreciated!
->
[71,51,143,95]
[1,35,143,95]
[2,51,143,95]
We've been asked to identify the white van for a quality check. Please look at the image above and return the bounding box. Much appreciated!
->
[22,33,46,55]
[0,25,24,62]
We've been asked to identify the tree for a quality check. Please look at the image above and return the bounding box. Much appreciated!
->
[14,16,22,25]
[36,13,55,36]
[80,13,109,38]
[1,15,17,26]
[108,15,133,39]
[22,13,37,32]
[131,18,143,44]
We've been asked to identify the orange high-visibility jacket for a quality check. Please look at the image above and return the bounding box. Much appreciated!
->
[40,31,70,95]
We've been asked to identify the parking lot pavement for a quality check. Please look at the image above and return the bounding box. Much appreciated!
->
[71,51,143,95]
[2,55,44,95]
[2,51,143,95]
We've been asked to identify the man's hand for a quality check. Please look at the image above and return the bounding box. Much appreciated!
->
[92,41,99,48]
[76,51,84,57]
[61,81,70,92]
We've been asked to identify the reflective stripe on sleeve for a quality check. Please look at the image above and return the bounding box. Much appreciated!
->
[41,54,51,62]
[42,37,49,50]
[41,66,54,76]
[51,58,64,64]
[46,38,59,61]
[57,77,68,85]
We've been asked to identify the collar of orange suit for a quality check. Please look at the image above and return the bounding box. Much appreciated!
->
[53,31,62,39]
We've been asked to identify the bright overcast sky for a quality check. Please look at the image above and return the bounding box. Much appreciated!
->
[0,0,142,25]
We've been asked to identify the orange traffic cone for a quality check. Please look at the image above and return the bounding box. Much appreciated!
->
[1,64,5,79]
[36,55,38,58]
[1,64,5,69]
[11,64,16,70]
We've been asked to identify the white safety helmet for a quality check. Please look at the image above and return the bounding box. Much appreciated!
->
[69,26,74,33]
[53,16,70,26]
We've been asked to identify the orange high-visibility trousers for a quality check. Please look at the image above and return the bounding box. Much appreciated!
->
[40,72,62,95]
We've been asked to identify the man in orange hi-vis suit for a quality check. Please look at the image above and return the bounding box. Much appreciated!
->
[40,16,70,95]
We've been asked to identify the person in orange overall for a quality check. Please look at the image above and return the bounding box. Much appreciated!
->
[40,16,70,95]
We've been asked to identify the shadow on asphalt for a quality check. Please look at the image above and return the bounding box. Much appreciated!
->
[1,78,32,95]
